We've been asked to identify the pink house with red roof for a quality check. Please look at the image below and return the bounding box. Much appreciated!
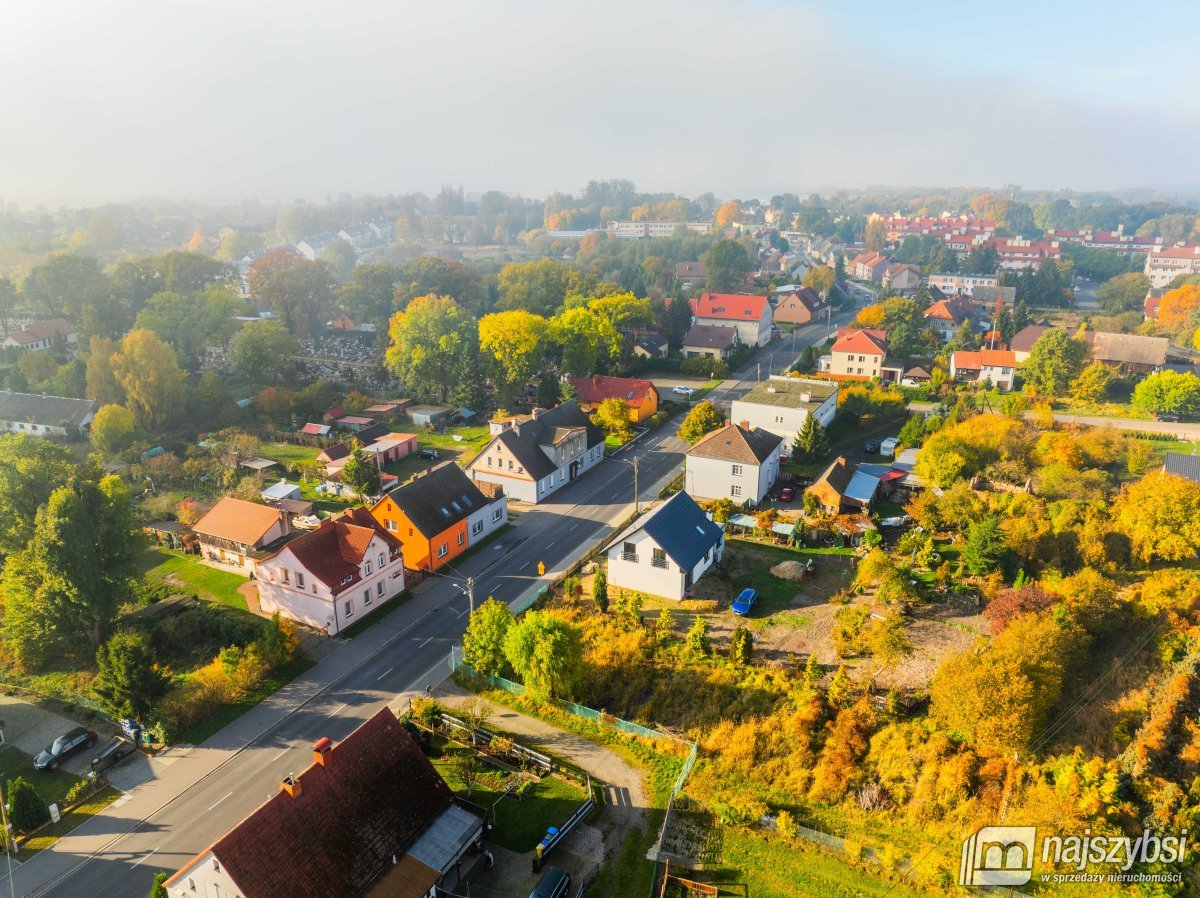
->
[690,293,773,346]
[829,329,889,379]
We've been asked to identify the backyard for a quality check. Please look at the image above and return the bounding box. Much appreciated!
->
[139,547,250,611]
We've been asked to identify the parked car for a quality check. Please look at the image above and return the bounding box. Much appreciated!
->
[731,588,758,616]
[528,867,571,898]
[672,385,695,397]
[416,448,440,459]
[778,487,795,502]
[34,727,97,771]
[863,439,881,454]
[90,735,137,774]
[1157,413,1182,423]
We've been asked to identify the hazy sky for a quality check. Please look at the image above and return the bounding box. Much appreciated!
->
[2,0,1198,205]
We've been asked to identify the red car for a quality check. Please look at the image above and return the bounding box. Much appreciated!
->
[778,487,795,502]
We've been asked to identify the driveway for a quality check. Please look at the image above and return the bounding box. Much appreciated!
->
[0,694,115,775]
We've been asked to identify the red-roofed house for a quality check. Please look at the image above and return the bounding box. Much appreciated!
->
[300,422,332,436]
[923,297,981,342]
[950,349,1017,391]
[883,262,922,293]
[829,329,889,379]
[256,508,404,634]
[1,318,78,354]
[988,236,1062,270]
[1144,243,1200,288]
[1145,289,1163,321]
[690,293,773,346]
[848,251,891,284]
[164,708,484,898]
[568,375,659,423]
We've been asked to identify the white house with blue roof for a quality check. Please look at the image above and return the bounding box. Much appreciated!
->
[605,491,725,600]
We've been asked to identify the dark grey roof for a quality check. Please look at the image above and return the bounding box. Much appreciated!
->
[1163,452,1200,484]
[383,462,490,538]
[682,324,739,349]
[354,422,392,445]
[477,401,602,480]
[1010,324,1054,352]
[612,491,724,571]
[0,391,95,429]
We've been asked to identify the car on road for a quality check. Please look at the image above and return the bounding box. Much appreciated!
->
[90,735,137,774]
[34,727,97,771]
[415,448,440,459]
[731,588,758,616]
[1156,413,1182,423]
[528,867,571,898]
[778,486,795,502]
[672,385,695,397]
[863,439,881,454]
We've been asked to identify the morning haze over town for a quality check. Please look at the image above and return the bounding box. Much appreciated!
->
[0,2,1199,896]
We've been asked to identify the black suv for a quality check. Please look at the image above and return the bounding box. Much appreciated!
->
[34,727,97,770]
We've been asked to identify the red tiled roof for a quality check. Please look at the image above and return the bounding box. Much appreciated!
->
[168,709,453,898]
[980,349,1016,366]
[691,293,769,321]
[833,329,888,356]
[301,422,329,435]
[268,512,400,593]
[568,375,657,410]
[5,318,74,345]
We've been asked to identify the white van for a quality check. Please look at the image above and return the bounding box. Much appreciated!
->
[880,437,899,459]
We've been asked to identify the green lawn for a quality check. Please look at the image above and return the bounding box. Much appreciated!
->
[723,539,853,613]
[0,745,84,810]
[260,442,321,466]
[21,787,120,856]
[418,426,492,457]
[140,548,250,610]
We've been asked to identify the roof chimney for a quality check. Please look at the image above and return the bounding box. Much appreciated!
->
[313,737,332,766]
[739,421,750,430]
[281,773,302,799]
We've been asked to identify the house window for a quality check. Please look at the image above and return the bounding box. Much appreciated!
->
[364,588,371,607]
[621,541,638,563]
[651,547,668,569]
[457,532,465,546]
[386,519,397,532]
[344,600,354,619]
[731,464,742,476]
[775,415,784,423]
[364,559,372,575]
[731,485,742,497]
[487,457,493,467]
[296,572,304,589]
[377,581,384,597]
[492,508,502,521]
[472,519,483,535]
[213,860,220,873]
[437,544,448,558]
[508,460,513,469]
[378,553,385,567]
[281,569,289,585]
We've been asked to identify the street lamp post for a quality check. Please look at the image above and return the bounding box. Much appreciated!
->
[612,455,640,514]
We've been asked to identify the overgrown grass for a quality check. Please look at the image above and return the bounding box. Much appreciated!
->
[140,548,250,610]
[179,656,314,745]
[588,811,662,898]
[20,786,120,856]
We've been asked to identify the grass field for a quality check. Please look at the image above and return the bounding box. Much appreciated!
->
[139,548,250,610]
[419,426,492,456]
[21,786,120,856]
[260,442,321,466]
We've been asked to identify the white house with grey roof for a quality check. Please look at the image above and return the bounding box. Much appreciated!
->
[465,400,604,503]
[605,491,725,600]
[685,423,783,506]
[0,391,96,439]
[729,376,838,445]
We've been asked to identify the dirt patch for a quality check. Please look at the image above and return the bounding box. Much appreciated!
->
[770,560,809,580]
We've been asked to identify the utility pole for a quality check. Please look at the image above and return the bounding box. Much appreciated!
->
[466,576,475,615]
[633,456,640,514]
[756,362,761,383]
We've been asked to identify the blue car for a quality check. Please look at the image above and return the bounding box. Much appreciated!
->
[731,588,758,616]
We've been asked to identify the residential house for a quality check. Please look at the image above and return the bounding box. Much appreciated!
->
[164,709,483,898]
[632,333,669,358]
[807,456,854,514]
[882,262,922,294]
[1083,331,1168,374]
[848,251,891,284]
[685,423,783,506]
[808,456,886,514]
[335,415,375,432]
[609,220,711,238]
[327,311,357,331]
[772,286,825,325]
[1045,227,1162,255]
[829,328,888,379]
[729,376,838,444]
[923,297,981,342]
[1145,288,1164,321]
[927,273,998,297]
[674,261,707,287]
[988,236,1062,270]
[371,462,505,572]
[1144,243,1200,288]
[569,375,659,423]
[1009,324,1058,363]
[970,284,1017,307]
[689,293,773,347]
[949,349,1017,391]
[465,401,603,504]
[193,497,291,573]
[879,358,935,386]
[1,318,78,353]
[681,324,740,358]
[256,509,404,634]
[605,491,725,601]
[1162,452,1200,485]
[0,391,96,439]
[295,231,340,261]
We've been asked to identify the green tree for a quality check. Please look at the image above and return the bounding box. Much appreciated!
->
[339,446,380,498]
[592,568,608,613]
[111,329,187,431]
[729,625,753,665]
[802,265,836,297]
[2,476,142,664]
[590,397,633,437]
[477,310,547,405]
[90,404,136,456]
[149,873,170,898]
[385,295,478,402]
[1068,361,1115,404]
[1097,272,1151,314]
[228,319,302,384]
[685,614,711,658]
[462,597,515,677]
[1021,328,1088,395]
[961,514,1006,575]
[23,255,108,319]
[7,777,48,832]
[496,258,597,316]
[655,607,673,644]
[84,336,124,405]
[548,306,606,376]
[246,249,335,337]
[677,401,724,444]
[320,238,357,282]
[1131,370,1200,417]
[834,254,846,283]
[863,615,914,669]
[95,629,170,720]
[792,415,830,463]
[502,611,583,699]
[0,434,80,558]
[134,287,243,369]
[660,296,694,351]
[897,414,924,449]
[703,240,752,292]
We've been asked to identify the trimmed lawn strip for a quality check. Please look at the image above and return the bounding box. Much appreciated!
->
[180,656,315,746]
[20,787,120,857]
[141,548,250,610]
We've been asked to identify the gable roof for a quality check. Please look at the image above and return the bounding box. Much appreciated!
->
[568,375,658,409]
[1010,324,1055,352]
[833,329,888,355]
[1163,452,1200,484]
[169,709,453,898]
[1084,330,1168,367]
[4,318,75,345]
[269,512,399,593]
[377,461,491,538]
[470,400,602,482]
[300,422,331,436]
[923,297,978,323]
[688,423,783,465]
[778,286,823,312]
[682,324,739,349]
[811,456,854,499]
[0,391,96,429]
[691,293,769,321]
[609,491,723,570]
[192,497,283,545]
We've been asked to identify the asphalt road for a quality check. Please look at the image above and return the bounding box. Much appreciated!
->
[19,318,850,898]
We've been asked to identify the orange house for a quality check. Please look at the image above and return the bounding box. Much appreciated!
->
[369,462,487,572]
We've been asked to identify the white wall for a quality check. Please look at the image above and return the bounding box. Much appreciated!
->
[730,393,836,446]
[607,528,686,600]
[471,443,604,505]
[166,852,244,898]
[685,446,780,506]
[466,496,508,544]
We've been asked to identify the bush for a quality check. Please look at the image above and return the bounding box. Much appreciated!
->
[680,357,728,379]
[7,777,48,833]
